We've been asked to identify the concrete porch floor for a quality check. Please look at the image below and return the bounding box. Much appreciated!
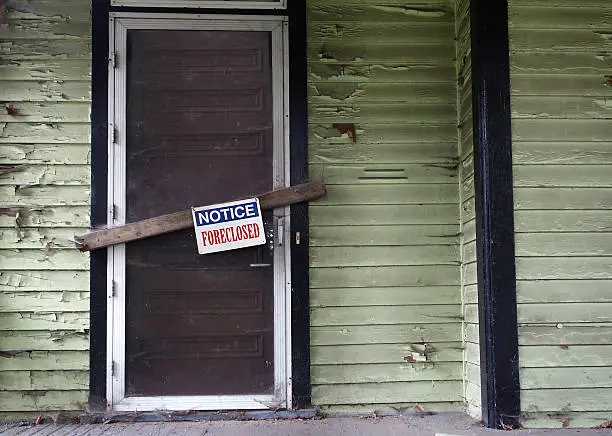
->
[1,414,609,435]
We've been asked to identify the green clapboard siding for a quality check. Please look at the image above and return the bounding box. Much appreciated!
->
[308,0,462,413]
[0,0,90,414]
[509,0,612,428]
[455,0,480,420]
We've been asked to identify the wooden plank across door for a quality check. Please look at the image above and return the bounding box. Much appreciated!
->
[75,180,325,251]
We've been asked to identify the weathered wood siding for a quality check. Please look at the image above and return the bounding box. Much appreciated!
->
[455,0,479,421]
[0,0,90,415]
[308,0,463,413]
[508,0,612,428]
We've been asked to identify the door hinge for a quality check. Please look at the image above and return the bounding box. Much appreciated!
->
[110,51,118,69]
[111,361,117,377]
[111,280,117,297]
[111,204,118,221]
[112,126,118,144]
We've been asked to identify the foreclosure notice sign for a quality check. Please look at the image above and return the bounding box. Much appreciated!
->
[191,198,266,255]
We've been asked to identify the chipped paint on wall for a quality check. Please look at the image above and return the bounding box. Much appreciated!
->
[0,0,90,415]
[308,0,463,413]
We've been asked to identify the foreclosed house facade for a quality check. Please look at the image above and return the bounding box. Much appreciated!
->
[0,0,610,429]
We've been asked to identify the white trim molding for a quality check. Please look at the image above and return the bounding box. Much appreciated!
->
[107,13,291,412]
[111,0,286,9]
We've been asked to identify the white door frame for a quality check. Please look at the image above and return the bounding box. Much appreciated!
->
[106,13,291,411]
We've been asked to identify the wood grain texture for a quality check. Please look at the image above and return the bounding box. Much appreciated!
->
[519,324,612,346]
[311,323,462,345]
[0,0,92,413]
[308,0,461,409]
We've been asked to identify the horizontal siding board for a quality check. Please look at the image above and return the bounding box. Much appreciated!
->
[0,291,89,312]
[0,123,90,144]
[516,257,612,280]
[0,250,89,270]
[318,402,464,414]
[520,345,612,367]
[0,312,88,331]
[521,412,612,430]
[0,330,89,351]
[513,165,612,187]
[310,323,461,346]
[517,280,612,303]
[513,119,612,142]
[518,303,612,323]
[0,207,90,228]
[514,188,612,210]
[308,4,454,23]
[308,22,454,44]
[0,103,91,123]
[310,205,459,226]
[513,142,612,165]
[0,390,87,411]
[514,210,612,232]
[310,245,459,267]
[311,305,462,326]
[0,80,90,102]
[308,63,456,83]
[310,164,456,184]
[0,228,87,249]
[314,184,458,206]
[0,186,90,207]
[311,362,461,384]
[0,271,89,292]
[0,144,91,164]
[310,286,460,308]
[0,351,87,370]
[309,123,457,144]
[310,143,457,165]
[0,39,91,60]
[4,0,91,19]
[519,324,612,346]
[511,52,610,75]
[308,42,456,65]
[509,6,612,29]
[309,103,457,124]
[0,18,90,40]
[515,233,612,256]
[312,342,463,365]
[311,381,462,405]
[510,28,612,52]
[511,74,611,97]
[0,371,88,391]
[310,225,459,247]
[0,165,89,186]
[309,83,456,104]
[512,96,612,119]
[521,367,612,389]
[310,265,460,288]
[522,388,612,412]
[0,60,91,81]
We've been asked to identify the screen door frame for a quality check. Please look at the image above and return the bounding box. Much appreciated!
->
[106,13,291,411]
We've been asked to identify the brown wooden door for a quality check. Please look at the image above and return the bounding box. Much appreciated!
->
[123,30,275,396]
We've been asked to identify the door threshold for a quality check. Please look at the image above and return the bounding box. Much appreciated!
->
[77,409,318,424]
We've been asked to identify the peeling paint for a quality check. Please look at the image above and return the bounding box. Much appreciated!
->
[372,5,447,17]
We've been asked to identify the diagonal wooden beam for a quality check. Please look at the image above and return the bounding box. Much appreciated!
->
[75,180,326,252]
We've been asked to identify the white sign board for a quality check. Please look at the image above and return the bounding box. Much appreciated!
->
[192,198,266,255]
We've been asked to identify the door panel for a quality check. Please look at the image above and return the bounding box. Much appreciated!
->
[123,30,275,396]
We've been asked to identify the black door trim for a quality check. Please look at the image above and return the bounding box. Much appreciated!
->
[89,0,310,410]
[470,0,521,428]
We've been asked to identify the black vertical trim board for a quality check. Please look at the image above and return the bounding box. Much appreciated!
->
[287,0,311,409]
[89,0,110,411]
[89,2,310,410]
[470,0,521,429]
